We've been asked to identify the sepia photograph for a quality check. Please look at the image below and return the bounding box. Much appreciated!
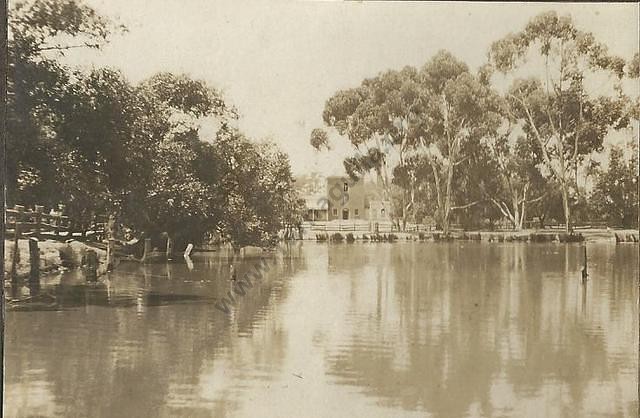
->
[2,1,639,417]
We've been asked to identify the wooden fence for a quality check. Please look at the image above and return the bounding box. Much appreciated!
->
[302,221,437,233]
[302,219,616,234]
[4,204,107,242]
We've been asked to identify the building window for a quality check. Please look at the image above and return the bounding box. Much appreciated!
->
[344,182,348,192]
[381,208,385,215]
[355,209,359,217]
[332,208,338,216]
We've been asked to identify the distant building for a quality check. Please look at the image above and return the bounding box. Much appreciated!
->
[367,199,391,221]
[304,194,329,221]
[302,175,391,222]
[326,176,366,220]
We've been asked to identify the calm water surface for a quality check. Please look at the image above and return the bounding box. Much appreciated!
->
[5,242,638,417]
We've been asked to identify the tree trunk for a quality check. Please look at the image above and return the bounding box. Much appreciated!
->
[519,202,526,230]
[512,195,521,231]
[442,162,455,236]
[561,183,571,232]
[401,193,407,231]
[442,209,450,235]
[442,176,452,235]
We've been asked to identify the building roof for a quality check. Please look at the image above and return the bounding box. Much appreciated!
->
[303,194,329,210]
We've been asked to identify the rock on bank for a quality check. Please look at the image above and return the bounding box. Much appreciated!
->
[3,239,108,279]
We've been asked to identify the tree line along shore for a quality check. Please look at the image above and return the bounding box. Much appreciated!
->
[6,3,638,255]
[7,1,306,253]
[310,11,638,235]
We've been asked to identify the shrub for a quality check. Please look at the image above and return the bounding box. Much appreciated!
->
[372,233,384,242]
[418,232,426,240]
[362,234,369,241]
[345,233,355,243]
[330,232,344,242]
[316,233,328,242]
[388,233,397,242]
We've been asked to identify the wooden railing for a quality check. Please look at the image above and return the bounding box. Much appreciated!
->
[5,204,106,242]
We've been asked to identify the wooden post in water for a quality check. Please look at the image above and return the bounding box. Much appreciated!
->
[85,249,98,282]
[581,245,589,284]
[28,237,40,294]
[166,235,173,261]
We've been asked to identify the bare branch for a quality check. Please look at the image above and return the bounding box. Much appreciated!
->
[511,93,559,181]
[525,192,547,204]
[36,42,100,52]
[451,200,483,211]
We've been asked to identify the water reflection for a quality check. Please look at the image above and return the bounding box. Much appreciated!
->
[4,242,637,418]
[5,243,306,417]
[322,243,638,418]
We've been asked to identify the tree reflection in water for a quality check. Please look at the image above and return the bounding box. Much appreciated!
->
[5,243,306,418]
[4,242,637,418]
[323,243,638,418]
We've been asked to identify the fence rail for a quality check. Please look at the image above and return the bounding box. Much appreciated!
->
[302,219,616,234]
[5,204,107,242]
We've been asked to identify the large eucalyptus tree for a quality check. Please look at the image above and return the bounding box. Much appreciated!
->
[489,11,628,231]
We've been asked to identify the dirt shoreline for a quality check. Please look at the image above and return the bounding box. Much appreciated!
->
[4,229,638,281]
[3,239,108,280]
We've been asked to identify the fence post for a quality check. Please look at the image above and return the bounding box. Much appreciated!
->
[28,237,40,294]
[14,205,24,239]
[9,205,25,283]
[34,205,44,240]
[52,210,59,237]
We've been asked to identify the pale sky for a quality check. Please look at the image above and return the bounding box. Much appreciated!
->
[65,1,639,176]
